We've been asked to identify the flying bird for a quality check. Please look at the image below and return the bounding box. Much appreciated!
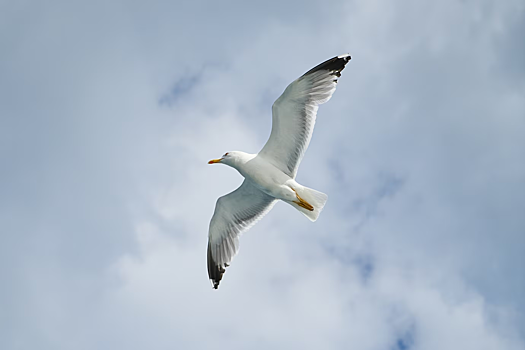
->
[207,54,351,289]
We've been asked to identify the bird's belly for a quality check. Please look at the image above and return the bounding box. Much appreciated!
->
[241,160,294,201]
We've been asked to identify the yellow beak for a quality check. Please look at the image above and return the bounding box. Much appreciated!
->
[208,158,222,164]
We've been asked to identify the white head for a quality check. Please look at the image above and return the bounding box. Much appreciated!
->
[208,151,242,167]
[208,151,253,169]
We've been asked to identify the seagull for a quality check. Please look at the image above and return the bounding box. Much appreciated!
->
[207,54,351,289]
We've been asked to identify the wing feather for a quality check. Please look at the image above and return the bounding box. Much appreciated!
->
[207,180,276,289]
[259,54,351,177]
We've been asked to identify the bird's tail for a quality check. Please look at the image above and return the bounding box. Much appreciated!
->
[289,185,328,222]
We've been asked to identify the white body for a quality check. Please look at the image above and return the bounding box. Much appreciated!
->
[221,151,328,221]
[234,153,297,201]
[223,152,327,221]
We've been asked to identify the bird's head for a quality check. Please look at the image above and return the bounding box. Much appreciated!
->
[208,151,236,166]
[208,151,253,169]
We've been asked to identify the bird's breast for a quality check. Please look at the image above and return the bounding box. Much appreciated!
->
[239,156,291,198]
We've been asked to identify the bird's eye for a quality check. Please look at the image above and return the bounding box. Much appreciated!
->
[224,152,229,156]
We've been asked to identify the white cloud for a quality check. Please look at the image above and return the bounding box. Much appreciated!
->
[1,0,524,349]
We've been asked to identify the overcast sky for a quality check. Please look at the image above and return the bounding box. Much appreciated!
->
[1,0,524,349]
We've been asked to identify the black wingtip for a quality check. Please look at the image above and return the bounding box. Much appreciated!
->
[302,53,351,78]
[207,243,225,289]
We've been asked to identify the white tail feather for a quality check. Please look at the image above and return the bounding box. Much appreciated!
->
[289,186,328,222]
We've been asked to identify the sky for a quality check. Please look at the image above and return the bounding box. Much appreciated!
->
[1,0,524,349]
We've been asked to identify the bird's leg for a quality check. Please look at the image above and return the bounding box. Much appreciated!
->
[290,187,314,211]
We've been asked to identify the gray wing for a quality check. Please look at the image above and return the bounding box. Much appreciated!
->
[259,54,351,178]
[207,180,277,289]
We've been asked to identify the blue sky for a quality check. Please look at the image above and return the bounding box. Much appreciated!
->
[1,0,524,349]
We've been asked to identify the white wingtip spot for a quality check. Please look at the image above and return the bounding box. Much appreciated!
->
[337,53,351,60]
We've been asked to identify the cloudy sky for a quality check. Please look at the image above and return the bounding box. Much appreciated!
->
[1,0,524,349]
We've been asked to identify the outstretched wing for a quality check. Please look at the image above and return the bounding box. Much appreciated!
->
[207,180,277,289]
[259,54,351,178]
